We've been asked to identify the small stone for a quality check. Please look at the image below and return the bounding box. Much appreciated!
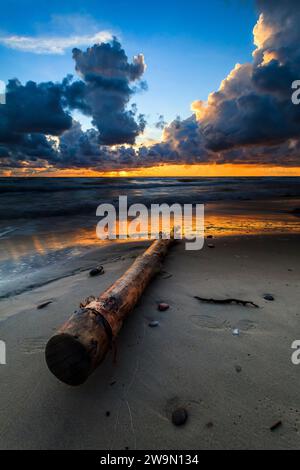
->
[106,411,111,417]
[207,243,215,248]
[205,421,214,429]
[235,365,242,373]
[89,265,104,277]
[171,407,188,426]
[264,294,274,301]
[148,320,159,327]
[158,303,169,311]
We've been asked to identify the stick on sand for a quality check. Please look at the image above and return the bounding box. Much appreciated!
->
[45,235,174,386]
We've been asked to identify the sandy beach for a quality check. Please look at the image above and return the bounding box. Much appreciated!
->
[0,234,299,450]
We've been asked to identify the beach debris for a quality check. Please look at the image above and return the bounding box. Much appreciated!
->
[89,265,104,277]
[270,420,282,432]
[263,294,274,301]
[232,328,240,336]
[207,243,215,248]
[158,302,169,311]
[194,296,259,308]
[235,365,242,373]
[171,407,188,426]
[148,320,159,327]
[45,234,175,386]
[37,300,53,310]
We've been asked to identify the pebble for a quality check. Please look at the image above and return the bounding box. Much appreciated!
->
[172,408,188,426]
[207,243,215,248]
[264,294,274,301]
[89,265,104,277]
[235,365,242,373]
[158,302,169,311]
[148,320,159,327]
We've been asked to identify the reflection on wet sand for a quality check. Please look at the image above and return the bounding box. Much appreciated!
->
[1,207,299,263]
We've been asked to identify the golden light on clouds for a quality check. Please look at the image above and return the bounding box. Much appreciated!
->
[253,13,274,49]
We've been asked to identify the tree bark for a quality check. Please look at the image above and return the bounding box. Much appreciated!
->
[45,236,174,386]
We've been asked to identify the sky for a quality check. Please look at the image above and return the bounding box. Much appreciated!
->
[0,0,300,176]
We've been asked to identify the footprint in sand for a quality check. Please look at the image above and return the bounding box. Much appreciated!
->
[190,315,257,332]
[20,337,47,354]
[190,314,231,330]
[235,319,256,331]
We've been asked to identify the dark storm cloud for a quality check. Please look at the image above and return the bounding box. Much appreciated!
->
[191,0,300,158]
[0,37,147,170]
[65,38,147,145]
[0,78,72,144]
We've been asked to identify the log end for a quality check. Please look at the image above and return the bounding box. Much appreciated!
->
[45,334,92,386]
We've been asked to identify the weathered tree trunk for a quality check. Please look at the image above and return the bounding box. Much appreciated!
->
[45,236,174,386]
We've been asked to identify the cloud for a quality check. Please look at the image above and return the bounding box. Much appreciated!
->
[191,0,300,155]
[66,38,147,145]
[0,78,73,146]
[0,31,113,54]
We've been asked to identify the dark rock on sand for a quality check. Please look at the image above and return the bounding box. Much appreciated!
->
[235,365,242,373]
[148,320,159,327]
[207,243,215,248]
[264,294,274,301]
[172,407,188,426]
[158,302,169,311]
[89,265,104,277]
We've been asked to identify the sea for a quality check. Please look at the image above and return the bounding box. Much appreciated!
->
[0,176,299,299]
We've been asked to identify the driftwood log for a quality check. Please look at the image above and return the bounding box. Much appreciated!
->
[45,236,174,386]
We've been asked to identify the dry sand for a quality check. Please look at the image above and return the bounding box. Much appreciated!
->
[0,234,300,450]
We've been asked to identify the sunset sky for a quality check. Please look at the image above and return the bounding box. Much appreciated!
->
[0,0,300,176]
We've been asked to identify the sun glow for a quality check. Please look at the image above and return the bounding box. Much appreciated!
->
[3,163,300,177]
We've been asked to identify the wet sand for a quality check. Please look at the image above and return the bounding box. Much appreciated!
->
[0,234,300,449]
